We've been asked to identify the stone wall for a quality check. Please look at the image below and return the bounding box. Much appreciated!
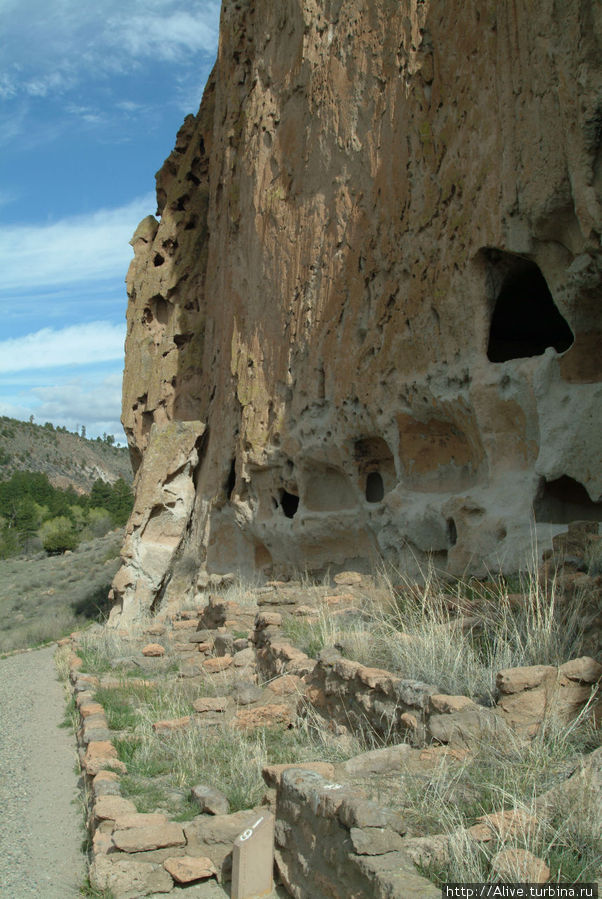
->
[112,0,602,623]
[274,768,439,898]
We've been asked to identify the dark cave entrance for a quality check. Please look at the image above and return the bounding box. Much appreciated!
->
[534,475,602,524]
[487,257,573,362]
[280,490,299,519]
[225,458,236,500]
[365,471,385,503]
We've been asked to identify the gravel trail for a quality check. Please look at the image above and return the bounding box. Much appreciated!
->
[0,646,85,898]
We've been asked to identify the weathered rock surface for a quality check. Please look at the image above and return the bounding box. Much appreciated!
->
[491,848,550,884]
[113,0,602,620]
[90,856,173,898]
[163,855,217,884]
[497,656,601,735]
[112,822,186,853]
[190,784,230,816]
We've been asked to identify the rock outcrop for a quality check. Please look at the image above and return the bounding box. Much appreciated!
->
[112,0,602,621]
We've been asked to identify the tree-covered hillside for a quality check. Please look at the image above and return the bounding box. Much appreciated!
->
[0,415,132,493]
[0,470,133,558]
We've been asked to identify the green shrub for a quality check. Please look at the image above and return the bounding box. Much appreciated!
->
[40,516,78,554]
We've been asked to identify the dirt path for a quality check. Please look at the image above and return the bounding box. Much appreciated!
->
[0,646,85,898]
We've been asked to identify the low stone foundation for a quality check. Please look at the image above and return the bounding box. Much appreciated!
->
[274,768,439,898]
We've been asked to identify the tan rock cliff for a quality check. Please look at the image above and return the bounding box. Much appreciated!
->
[112,0,602,622]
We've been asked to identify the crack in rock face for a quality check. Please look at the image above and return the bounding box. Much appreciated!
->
[113,0,602,622]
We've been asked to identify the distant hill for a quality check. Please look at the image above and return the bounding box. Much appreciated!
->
[0,416,132,493]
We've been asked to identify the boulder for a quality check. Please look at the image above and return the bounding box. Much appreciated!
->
[190,784,230,816]
[163,855,217,883]
[142,643,165,658]
[491,848,550,883]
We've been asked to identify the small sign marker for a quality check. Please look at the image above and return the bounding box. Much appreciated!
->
[231,812,275,899]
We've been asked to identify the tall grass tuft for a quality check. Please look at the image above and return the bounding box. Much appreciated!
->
[283,557,590,702]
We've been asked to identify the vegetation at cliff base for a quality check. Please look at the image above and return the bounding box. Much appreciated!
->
[0,528,123,654]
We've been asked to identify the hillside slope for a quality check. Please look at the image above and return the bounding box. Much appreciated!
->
[0,416,132,493]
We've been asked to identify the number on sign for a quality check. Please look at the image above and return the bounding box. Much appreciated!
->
[238,816,265,841]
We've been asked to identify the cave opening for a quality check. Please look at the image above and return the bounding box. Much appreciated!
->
[225,458,236,501]
[447,517,458,547]
[153,295,170,325]
[280,490,299,519]
[487,257,573,362]
[365,471,384,503]
[534,475,602,524]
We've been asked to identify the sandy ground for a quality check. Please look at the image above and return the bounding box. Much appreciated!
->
[0,645,85,898]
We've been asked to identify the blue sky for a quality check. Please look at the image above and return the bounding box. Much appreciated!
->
[0,0,220,441]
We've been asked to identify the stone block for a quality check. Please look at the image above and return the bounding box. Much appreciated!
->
[84,741,127,776]
[90,856,173,898]
[234,704,293,729]
[349,826,405,855]
[267,674,303,696]
[152,715,191,733]
[193,696,229,713]
[491,848,550,883]
[342,744,412,776]
[112,822,186,852]
[93,795,137,823]
[113,812,169,830]
[262,762,335,789]
[142,643,165,657]
[203,655,233,672]
[163,855,217,883]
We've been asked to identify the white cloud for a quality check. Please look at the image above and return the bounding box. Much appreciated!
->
[0,370,126,441]
[31,372,123,423]
[112,9,220,61]
[0,193,154,292]
[0,1,220,96]
[0,322,126,373]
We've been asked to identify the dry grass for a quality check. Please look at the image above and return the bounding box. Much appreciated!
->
[284,559,590,702]
[393,703,601,884]
[70,551,600,886]
[0,530,122,653]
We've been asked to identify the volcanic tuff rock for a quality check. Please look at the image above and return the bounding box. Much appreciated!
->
[112,0,602,622]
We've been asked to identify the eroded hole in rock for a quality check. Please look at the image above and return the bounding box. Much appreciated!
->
[280,490,299,519]
[152,296,169,325]
[153,253,165,267]
[447,517,458,546]
[534,475,602,524]
[354,436,396,496]
[486,256,573,362]
[225,458,236,500]
[141,411,154,437]
[365,471,384,503]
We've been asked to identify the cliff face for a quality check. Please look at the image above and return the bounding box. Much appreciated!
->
[112,0,602,622]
